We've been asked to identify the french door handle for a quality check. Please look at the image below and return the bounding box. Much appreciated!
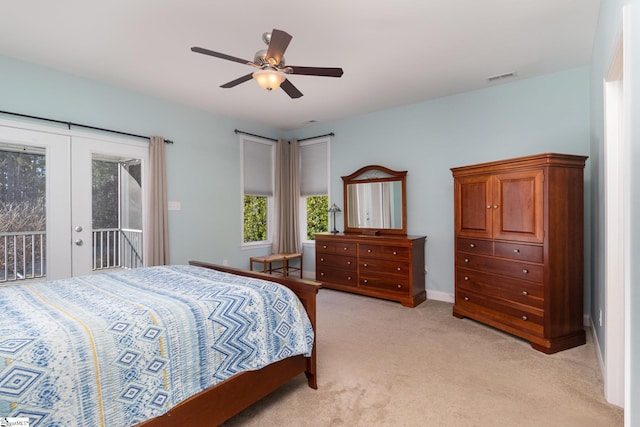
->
[75,226,83,232]
[75,239,84,246]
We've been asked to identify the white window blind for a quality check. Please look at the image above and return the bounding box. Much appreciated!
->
[243,138,274,196]
[300,139,328,196]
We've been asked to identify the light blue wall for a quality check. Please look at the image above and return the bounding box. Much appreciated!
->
[0,55,281,268]
[292,67,591,301]
[590,0,640,420]
[0,55,593,303]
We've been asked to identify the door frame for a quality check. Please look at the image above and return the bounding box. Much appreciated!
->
[602,12,628,408]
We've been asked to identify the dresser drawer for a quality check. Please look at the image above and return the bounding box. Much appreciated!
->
[456,238,493,255]
[456,288,544,335]
[359,244,410,260]
[359,258,409,276]
[360,274,408,293]
[317,254,357,270]
[317,267,357,287]
[456,268,543,309]
[316,241,357,255]
[494,242,543,263]
[456,253,544,282]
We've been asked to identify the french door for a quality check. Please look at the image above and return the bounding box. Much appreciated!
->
[0,122,148,282]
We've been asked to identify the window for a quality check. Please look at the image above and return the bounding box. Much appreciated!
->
[299,138,330,241]
[241,136,275,245]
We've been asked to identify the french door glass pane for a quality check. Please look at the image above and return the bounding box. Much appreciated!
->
[92,156,143,271]
[0,144,47,282]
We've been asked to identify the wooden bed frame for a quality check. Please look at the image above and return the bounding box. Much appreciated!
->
[136,261,320,427]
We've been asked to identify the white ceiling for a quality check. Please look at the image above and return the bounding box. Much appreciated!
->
[0,0,600,131]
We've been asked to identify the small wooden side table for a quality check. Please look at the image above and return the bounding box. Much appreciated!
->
[249,253,303,278]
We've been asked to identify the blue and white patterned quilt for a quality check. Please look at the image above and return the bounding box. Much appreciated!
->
[0,265,314,426]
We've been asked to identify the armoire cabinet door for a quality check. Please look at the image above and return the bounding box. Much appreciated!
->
[492,170,544,243]
[454,175,492,239]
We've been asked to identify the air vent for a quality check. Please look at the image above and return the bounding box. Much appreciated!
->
[486,72,517,82]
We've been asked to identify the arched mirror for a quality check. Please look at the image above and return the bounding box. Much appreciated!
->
[342,165,407,235]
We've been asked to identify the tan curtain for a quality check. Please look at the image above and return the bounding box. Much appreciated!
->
[272,139,301,253]
[147,136,170,265]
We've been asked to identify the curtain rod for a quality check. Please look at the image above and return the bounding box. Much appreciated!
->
[234,129,335,142]
[0,110,174,144]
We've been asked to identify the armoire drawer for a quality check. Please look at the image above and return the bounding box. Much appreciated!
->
[494,242,543,263]
[456,289,544,335]
[317,267,357,287]
[360,274,408,293]
[316,241,357,255]
[359,258,409,276]
[317,254,357,270]
[455,253,544,283]
[456,237,493,256]
[456,268,543,309]
[359,244,410,260]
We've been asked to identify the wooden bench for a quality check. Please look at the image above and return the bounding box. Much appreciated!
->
[249,253,303,278]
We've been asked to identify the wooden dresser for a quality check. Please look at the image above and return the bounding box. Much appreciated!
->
[451,153,588,354]
[315,233,426,307]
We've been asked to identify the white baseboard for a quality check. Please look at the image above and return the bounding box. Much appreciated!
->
[589,316,606,387]
[427,290,454,303]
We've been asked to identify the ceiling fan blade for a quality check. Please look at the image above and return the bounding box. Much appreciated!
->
[280,79,303,99]
[191,46,254,66]
[265,29,292,66]
[287,66,344,77]
[220,73,254,88]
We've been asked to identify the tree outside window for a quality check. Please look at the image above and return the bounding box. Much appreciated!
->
[244,195,268,243]
[305,195,328,240]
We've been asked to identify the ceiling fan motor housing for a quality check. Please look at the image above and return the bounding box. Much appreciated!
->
[254,49,284,68]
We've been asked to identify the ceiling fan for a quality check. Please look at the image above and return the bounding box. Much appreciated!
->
[191,29,344,99]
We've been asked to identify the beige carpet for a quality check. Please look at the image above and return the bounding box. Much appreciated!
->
[224,289,623,426]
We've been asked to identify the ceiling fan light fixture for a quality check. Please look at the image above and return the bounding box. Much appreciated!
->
[252,69,286,91]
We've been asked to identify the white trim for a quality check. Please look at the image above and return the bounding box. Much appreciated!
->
[427,290,454,303]
[602,19,627,408]
[591,318,607,386]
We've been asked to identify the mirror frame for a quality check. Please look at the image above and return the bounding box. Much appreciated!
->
[342,165,407,235]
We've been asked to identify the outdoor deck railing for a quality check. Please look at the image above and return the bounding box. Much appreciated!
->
[92,228,143,271]
[0,228,142,283]
[0,231,46,282]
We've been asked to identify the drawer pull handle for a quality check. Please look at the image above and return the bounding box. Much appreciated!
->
[363,279,368,283]
[392,251,397,255]
[522,269,529,274]
[493,205,498,209]
[464,276,470,281]
[397,267,401,271]
[522,290,528,296]
[347,276,351,280]
[323,245,327,249]
[367,249,372,253]
[320,257,324,262]
[469,243,475,248]
[343,247,348,251]
[522,315,528,321]
[486,205,491,209]
[364,263,368,267]
[347,261,351,265]
[320,272,324,276]
[464,258,470,263]
[464,296,469,301]
[397,284,402,289]
[513,249,520,253]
